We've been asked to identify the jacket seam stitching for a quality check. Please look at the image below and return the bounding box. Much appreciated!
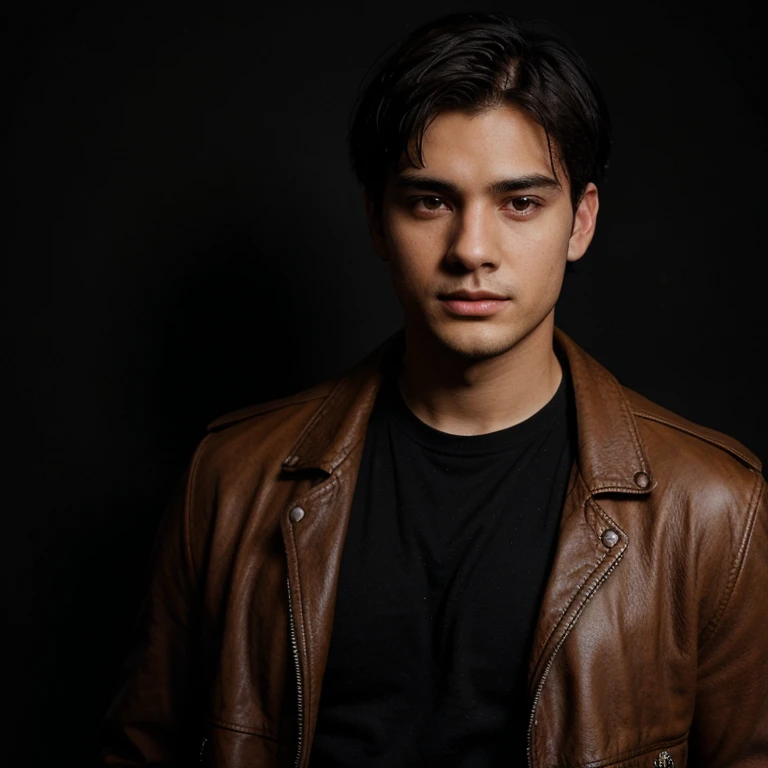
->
[184,433,213,588]
[207,390,331,431]
[531,507,627,767]
[610,377,649,474]
[592,376,648,471]
[326,435,365,474]
[582,379,650,492]
[208,717,282,741]
[288,379,351,459]
[632,407,759,469]
[538,551,606,656]
[536,476,604,654]
[579,729,689,767]
[699,471,764,645]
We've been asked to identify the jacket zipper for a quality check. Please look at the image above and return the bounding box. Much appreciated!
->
[286,577,304,768]
[526,547,626,767]
[198,582,304,767]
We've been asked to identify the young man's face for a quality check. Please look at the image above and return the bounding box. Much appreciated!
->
[370,105,598,361]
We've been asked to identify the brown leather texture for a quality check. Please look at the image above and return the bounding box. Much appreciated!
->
[101,330,768,767]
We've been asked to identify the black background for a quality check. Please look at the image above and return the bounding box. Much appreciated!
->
[8,1,764,764]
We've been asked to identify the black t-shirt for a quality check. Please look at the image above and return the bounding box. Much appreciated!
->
[310,354,575,767]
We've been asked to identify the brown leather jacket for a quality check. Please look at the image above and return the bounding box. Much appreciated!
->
[102,330,768,768]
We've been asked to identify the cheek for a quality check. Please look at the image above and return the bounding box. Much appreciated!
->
[509,224,571,289]
[389,257,429,307]
[516,215,572,260]
[521,216,573,252]
[384,222,441,285]
[380,236,424,306]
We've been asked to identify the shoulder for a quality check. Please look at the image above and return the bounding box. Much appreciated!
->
[620,390,768,655]
[188,379,337,484]
[623,386,763,511]
[625,387,761,473]
[206,379,336,433]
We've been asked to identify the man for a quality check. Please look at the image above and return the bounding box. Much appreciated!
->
[102,12,767,768]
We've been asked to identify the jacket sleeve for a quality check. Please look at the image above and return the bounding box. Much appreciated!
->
[689,471,768,767]
[100,440,211,766]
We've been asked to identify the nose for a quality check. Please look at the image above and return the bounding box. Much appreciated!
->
[444,203,499,273]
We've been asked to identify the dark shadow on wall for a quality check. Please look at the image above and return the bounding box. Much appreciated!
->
[139,202,322,449]
[15,196,329,765]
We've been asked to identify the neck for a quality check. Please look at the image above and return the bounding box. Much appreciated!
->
[397,319,562,436]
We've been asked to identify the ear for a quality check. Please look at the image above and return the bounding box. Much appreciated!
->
[364,190,391,262]
[566,182,599,263]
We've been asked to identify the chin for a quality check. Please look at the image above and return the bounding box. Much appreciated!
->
[430,324,521,361]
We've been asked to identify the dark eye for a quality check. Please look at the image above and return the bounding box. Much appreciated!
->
[510,196,536,212]
[421,196,444,210]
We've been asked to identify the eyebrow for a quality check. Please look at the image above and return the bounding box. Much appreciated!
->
[393,173,562,196]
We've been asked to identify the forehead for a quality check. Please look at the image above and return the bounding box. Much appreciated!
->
[399,105,558,183]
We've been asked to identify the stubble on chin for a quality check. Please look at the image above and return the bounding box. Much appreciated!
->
[424,320,523,362]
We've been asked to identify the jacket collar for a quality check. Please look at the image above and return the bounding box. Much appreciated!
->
[554,329,654,495]
[281,328,654,496]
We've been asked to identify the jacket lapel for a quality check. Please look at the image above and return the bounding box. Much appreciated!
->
[277,336,395,767]
[525,330,657,764]
[276,328,658,766]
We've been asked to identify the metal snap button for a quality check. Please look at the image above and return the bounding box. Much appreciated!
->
[289,507,305,523]
[601,529,619,548]
[634,470,650,489]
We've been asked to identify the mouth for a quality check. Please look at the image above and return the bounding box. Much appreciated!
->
[437,290,510,317]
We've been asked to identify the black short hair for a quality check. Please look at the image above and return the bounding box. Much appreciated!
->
[349,12,611,211]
